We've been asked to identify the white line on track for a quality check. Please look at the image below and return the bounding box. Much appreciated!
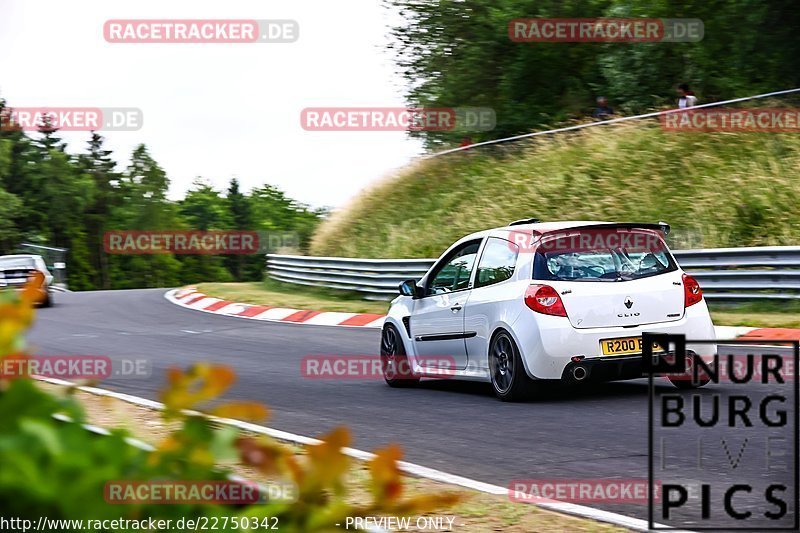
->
[36,376,693,532]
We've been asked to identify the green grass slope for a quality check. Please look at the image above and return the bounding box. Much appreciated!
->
[310,122,800,258]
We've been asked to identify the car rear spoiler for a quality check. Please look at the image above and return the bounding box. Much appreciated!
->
[533,221,671,236]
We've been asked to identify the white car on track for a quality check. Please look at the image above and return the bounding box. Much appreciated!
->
[0,254,54,307]
[380,220,716,401]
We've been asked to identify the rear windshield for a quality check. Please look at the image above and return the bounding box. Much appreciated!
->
[533,230,677,282]
[0,257,35,269]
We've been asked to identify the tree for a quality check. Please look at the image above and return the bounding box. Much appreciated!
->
[0,100,47,239]
[225,178,256,280]
[0,186,21,253]
[108,144,183,289]
[387,0,800,147]
[0,96,322,290]
[249,184,321,253]
[80,132,119,289]
[15,119,97,289]
[177,179,232,284]
[179,178,231,230]
[0,103,22,253]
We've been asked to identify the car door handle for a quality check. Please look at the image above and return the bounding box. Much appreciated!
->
[450,304,462,312]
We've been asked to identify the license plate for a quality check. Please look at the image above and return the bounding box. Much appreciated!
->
[600,336,663,356]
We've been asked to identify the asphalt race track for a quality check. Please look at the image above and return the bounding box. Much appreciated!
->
[27,289,798,529]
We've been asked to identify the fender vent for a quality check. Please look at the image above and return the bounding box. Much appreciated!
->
[402,316,411,337]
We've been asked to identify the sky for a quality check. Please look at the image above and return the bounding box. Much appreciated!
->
[0,0,424,209]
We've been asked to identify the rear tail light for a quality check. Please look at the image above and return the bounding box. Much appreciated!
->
[525,284,567,317]
[682,273,703,307]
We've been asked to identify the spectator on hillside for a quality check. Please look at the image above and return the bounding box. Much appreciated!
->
[592,97,614,120]
[677,83,698,108]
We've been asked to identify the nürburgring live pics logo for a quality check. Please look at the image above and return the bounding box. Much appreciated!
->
[644,334,798,530]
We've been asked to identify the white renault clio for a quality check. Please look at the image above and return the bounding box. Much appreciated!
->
[380,220,716,401]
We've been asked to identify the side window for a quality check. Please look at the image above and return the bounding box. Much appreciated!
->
[427,241,481,295]
[476,237,518,288]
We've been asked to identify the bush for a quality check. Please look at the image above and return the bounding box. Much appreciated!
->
[310,123,800,257]
[0,279,459,531]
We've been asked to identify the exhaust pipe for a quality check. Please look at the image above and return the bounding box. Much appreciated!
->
[572,365,588,381]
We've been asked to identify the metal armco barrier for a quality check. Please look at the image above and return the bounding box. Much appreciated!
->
[267,255,435,297]
[267,246,800,300]
[672,246,800,300]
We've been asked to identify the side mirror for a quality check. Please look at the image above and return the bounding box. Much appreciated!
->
[399,279,421,298]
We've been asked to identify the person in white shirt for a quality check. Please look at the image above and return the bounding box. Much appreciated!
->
[678,83,698,108]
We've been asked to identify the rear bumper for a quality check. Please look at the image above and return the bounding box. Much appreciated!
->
[511,301,716,380]
[560,351,697,383]
[562,355,646,383]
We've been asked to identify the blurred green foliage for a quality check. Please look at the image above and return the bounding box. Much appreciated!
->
[0,282,459,531]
